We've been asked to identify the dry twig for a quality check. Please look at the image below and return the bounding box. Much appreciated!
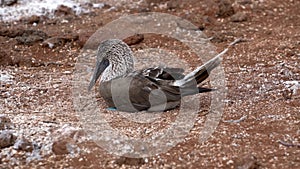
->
[278,140,300,148]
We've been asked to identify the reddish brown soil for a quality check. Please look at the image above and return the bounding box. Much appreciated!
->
[0,0,299,168]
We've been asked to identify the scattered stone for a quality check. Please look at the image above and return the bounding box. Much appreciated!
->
[284,81,300,94]
[282,88,293,100]
[52,138,71,155]
[12,56,36,67]
[236,0,252,5]
[0,72,14,84]
[0,28,24,38]
[115,157,145,166]
[0,115,13,130]
[24,15,41,24]
[231,12,248,22]
[167,0,181,10]
[0,130,17,149]
[55,5,75,16]
[52,137,79,155]
[0,50,14,66]
[51,126,86,155]
[235,155,260,169]
[211,33,227,43]
[42,34,79,48]
[282,81,300,99]
[217,0,235,17]
[123,34,144,46]
[15,30,48,45]
[53,126,87,143]
[13,137,33,152]
[91,3,110,9]
[0,0,17,6]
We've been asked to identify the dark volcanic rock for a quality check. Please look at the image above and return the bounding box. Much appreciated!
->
[0,130,16,149]
[235,155,260,169]
[115,157,145,166]
[0,50,14,66]
[231,12,248,22]
[52,138,71,155]
[15,29,48,45]
[123,34,144,46]
[217,0,235,17]
[236,0,252,5]
[0,28,48,45]
[13,137,33,152]
[0,115,13,130]
[42,34,79,48]
[55,5,74,16]
[52,127,86,155]
[0,0,17,6]
[0,28,24,38]
[167,0,181,10]
[24,15,41,24]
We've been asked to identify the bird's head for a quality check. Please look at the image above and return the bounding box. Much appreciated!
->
[88,39,134,91]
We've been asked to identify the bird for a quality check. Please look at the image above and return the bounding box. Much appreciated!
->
[88,38,240,112]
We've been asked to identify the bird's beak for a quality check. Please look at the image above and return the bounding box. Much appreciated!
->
[88,58,109,91]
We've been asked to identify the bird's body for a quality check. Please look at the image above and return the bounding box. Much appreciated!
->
[88,39,237,112]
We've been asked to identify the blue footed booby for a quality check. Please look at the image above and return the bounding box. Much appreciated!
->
[88,38,240,112]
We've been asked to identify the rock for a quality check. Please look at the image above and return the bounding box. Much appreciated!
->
[0,0,17,6]
[52,137,79,155]
[167,0,181,10]
[231,12,248,22]
[0,73,13,85]
[42,34,79,48]
[123,34,144,46]
[25,15,41,24]
[53,126,87,143]
[211,33,227,43]
[13,137,33,152]
[115,157,145,166]
[52,138,70,155]
[0,28,24,38]
[55,5,74,16]
[236,0,252,5]
[217,0,235,17]
[12,56,36,67]
[0,50,14,66]
[52,126,86,155]
[235,155,260,169]
[0,130,17,149]
[15,30,48,45]
[0,115,13,130]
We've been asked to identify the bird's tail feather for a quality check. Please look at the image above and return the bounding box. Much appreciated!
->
[181,87,216,96]
[173,38,242,89]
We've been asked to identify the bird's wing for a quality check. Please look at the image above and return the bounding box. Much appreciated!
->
[100,70,182,112]
[131,71,182,111]
[142,66,185,81]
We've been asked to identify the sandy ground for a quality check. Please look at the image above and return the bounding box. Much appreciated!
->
[0,0,299,168]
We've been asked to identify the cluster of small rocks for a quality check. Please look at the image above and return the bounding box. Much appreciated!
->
[0,0,18,7]
[0,115,34,164]
[0,115,16,149]
[0,113,89,166]
[0,27,79,67]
